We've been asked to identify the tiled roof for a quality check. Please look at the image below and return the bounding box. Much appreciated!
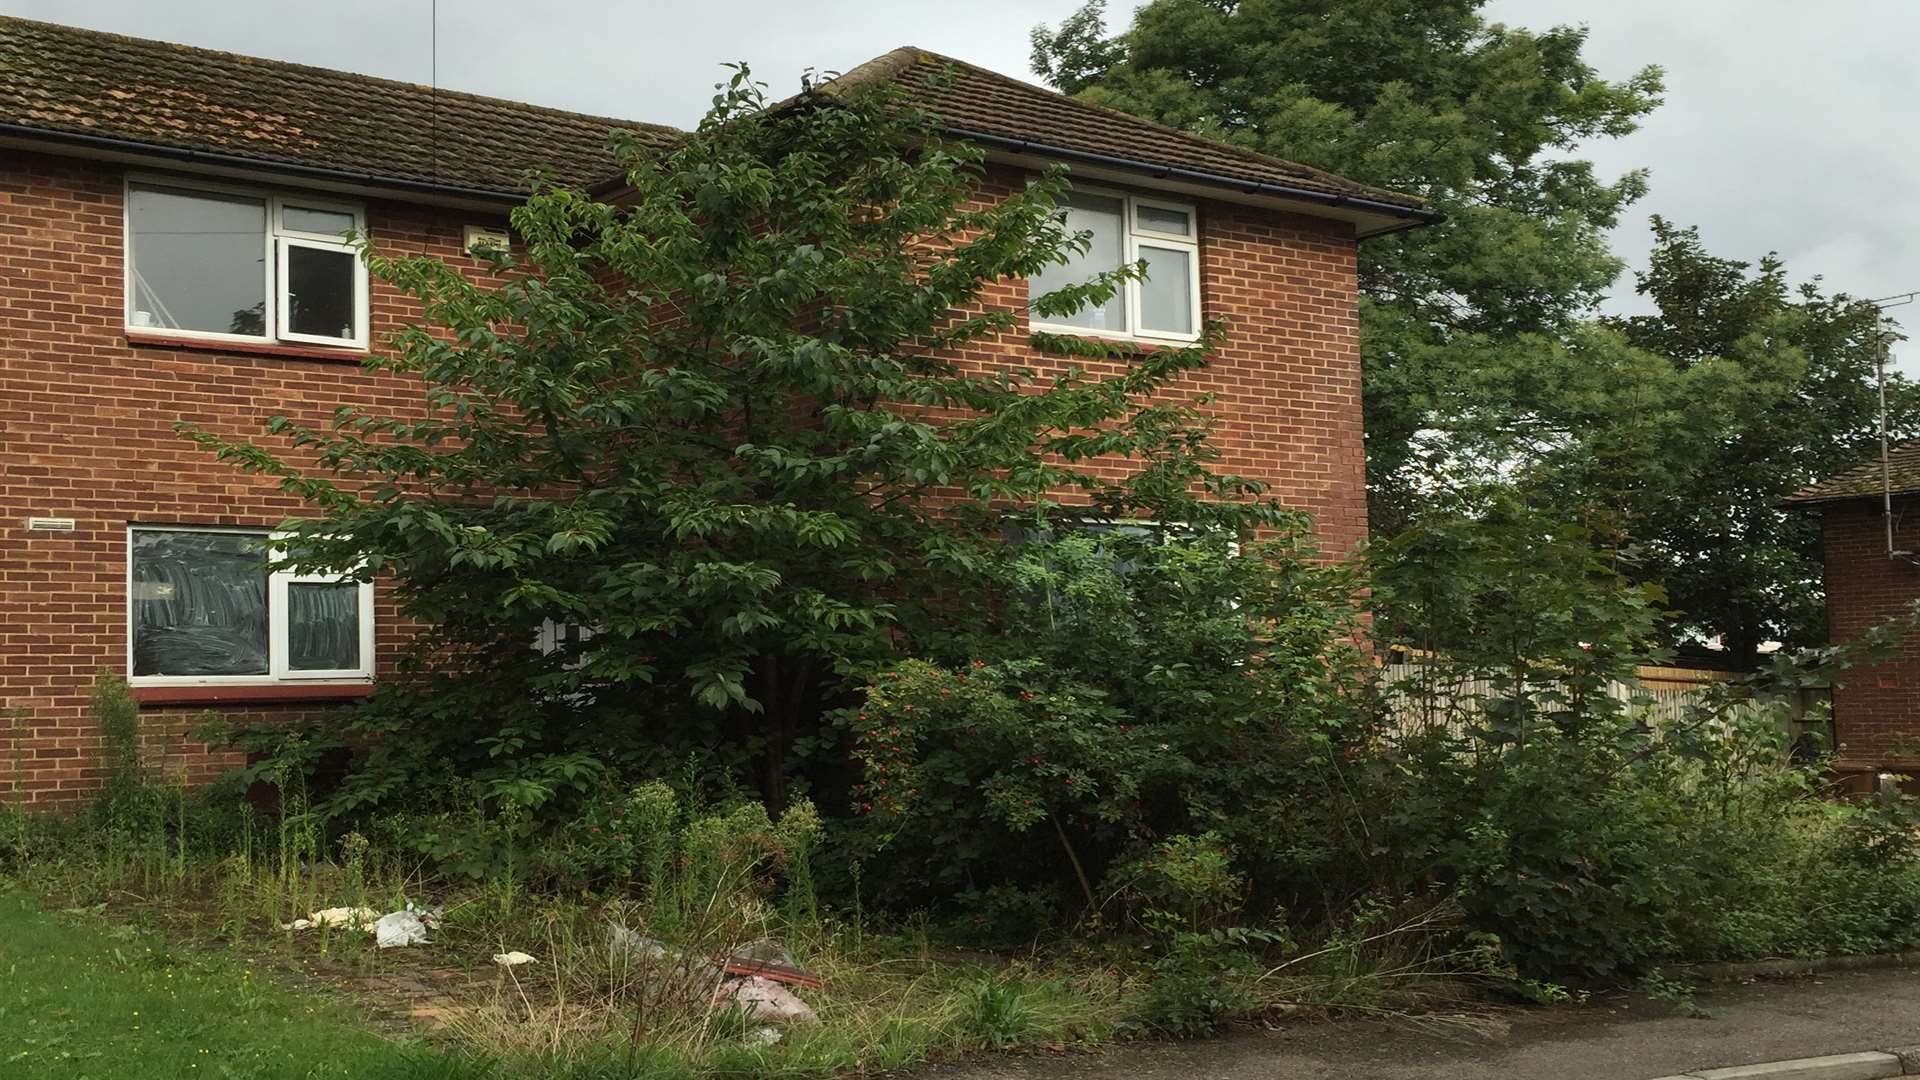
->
[0,15,677,196]
[820,47,1428,215]
[1786,440,1920,504]
[0,19,1425,220]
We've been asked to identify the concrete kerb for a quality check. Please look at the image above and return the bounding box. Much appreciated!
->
[1678,951,1920,984]
[1650,1047,1920,1080]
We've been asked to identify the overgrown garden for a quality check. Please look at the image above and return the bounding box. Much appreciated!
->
[7,7,1920,1076]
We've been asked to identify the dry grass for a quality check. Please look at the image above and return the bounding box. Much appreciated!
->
[438,905,1132,1076]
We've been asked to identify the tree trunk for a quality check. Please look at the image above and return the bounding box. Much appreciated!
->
[747,654,817,810]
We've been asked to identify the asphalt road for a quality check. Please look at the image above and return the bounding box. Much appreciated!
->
[911,965,1920,1080]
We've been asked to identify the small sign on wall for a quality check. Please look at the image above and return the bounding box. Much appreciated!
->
[25,517,76,532]
[464,226,511,256]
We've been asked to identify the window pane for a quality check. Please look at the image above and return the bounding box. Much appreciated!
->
[287,583,361,671]
[285,244,357,340]
[130,531,269,677]
[1136,204,1192,236]
[128,186,267,336]
[1029,192,1127,332]
[282,205,356,237]
[1139,245,1194,335]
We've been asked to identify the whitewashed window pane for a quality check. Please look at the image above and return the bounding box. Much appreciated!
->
[287,582,361,671]
[1136,204,1191,236]
[283,205,356,237]
[130,531,270,677]
[1139,245,1194,335]
[285,245,357,340]
[128,187,267,336]
[1029,192,1127,332]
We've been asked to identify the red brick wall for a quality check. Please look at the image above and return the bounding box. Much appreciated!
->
[0,151,1367,809]
[1820,495,1920,772]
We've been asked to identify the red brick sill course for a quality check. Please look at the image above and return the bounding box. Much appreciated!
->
[132,684,374,706]
[126,332,370,365]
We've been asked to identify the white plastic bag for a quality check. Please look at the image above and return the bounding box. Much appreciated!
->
[375,907,431,948]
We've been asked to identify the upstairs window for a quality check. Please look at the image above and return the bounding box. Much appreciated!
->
[128,527,374,685]
[125,179,368,349]
[1028,190,1201,342]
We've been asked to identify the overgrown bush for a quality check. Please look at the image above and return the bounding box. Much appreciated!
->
[1375,495,1920,978]
[841,527,1378,931]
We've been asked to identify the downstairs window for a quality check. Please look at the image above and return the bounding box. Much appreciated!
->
[128,527,373,685]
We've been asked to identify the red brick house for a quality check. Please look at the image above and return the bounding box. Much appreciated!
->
[0,17,1431,808]
[1789,441,1920,785]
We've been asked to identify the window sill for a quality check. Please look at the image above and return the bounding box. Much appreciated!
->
[131,683,374,706]
[126,332,369,365]
[1028,325,1198,348]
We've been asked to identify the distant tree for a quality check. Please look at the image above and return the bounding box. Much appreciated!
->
[1419,221,1917,662]
[1032,0,1664,531]
[1606,221,1917,660]
[186,70,1286,815]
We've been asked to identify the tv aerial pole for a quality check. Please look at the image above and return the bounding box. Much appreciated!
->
[1868,290,1920,557]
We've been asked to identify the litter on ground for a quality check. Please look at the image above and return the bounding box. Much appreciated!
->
[718,975,818,1024]
[279,906,381,932]
[375,904,440,949]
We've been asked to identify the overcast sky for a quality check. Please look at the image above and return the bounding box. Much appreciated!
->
[6,0,1918,368]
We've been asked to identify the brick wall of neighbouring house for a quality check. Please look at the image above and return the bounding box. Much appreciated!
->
[0,151,1367,809]
[1818,494,1920,778]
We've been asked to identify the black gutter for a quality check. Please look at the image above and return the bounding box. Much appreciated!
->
[948,127,1442,231]
[22,94,1431,228]
[0,122,527,204]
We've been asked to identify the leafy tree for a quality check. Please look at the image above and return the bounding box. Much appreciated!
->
[1032,0,1665,531]
[185,70,1287,818]
[1604,220,1917,659]
[1412,222,1916,660]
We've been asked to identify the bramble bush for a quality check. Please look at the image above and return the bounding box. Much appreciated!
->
[841,525,1379,927]
[1373,494,1920,978]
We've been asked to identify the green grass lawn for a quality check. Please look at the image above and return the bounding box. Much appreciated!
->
[0,884,477,1080]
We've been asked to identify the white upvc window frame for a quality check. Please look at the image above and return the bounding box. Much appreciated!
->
[1003,514,1240,552]
[127,524,375,688]
[1028,185,1203,345]
[123,174,370,351]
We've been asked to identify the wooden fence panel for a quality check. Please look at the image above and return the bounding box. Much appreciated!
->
[1380,663,1832,747]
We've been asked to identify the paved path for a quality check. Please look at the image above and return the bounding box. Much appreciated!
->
[912,965,1920,1080]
